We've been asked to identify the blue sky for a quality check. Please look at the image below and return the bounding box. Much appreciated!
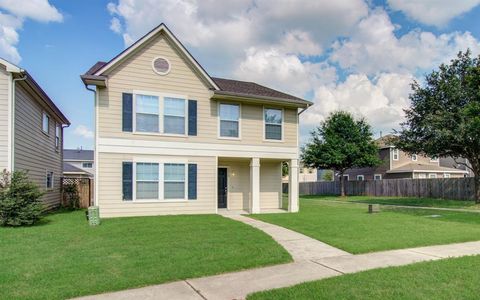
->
[1,0,480,150]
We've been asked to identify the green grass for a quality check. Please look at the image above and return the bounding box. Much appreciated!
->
[302,195,480,210]
[0,210,291,300]
[252,197,480,253]
[248,255,480,300]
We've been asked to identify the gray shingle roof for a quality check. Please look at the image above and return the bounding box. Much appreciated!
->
[64,149,94,161]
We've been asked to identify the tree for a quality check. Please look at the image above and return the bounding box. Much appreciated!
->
[0,170,44,226]
[302,111,381,196]
[395,50,480,202]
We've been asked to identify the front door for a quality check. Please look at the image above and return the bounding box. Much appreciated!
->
[218,168,228,208]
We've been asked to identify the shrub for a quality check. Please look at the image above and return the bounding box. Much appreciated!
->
[62,182,80,210]
[0,170,44,226]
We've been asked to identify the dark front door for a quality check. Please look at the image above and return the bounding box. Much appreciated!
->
[218,168,228,208]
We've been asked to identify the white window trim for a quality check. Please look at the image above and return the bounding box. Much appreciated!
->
[392,148,399,161]
[42,112,50,135]
[444,173,451,178]
[429,173,437,179]
[343,174,349,181]
[357,175,364,181]
[374,174,382,180]
[55,123,60,150]
[412,154,418,161]
[263,106,284,142]
[130,160,188,203]
[131,90,188,137]
[217,102,242,140]
[151,56,171,76]
[418,173,427,179]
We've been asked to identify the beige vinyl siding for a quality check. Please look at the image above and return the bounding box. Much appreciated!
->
[97,31,297,147]
[218,159,250,210]
[0,67,9,171]
[97,152,216,218]
[14,83,63,209]
[260,161,282,209]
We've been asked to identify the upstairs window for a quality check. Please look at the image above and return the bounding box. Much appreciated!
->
[392,148,399,160]
[136,94,159,133]
[82,162,93,168]
[42,112,50,134]
[219,103,240,138]
[55,124,60,149]
[164,97,185,134]
[264,108,282,140]
[412,154,418,161]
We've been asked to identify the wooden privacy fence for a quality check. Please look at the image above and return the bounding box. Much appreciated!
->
[292,177,476,201]
[61,177,93,208]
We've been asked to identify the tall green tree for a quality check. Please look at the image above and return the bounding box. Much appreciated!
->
[396,50,480,202]
[302,111,381,196]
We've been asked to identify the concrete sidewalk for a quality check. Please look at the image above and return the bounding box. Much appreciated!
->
[74,215,480,300]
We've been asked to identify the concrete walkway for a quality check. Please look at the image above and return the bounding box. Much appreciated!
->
[75,215,480,300]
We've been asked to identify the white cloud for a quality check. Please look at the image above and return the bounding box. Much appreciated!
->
[388,0,480,27]
[74,125,94,139]
[0,0,62,63]
[301,73,413,142]
[0,0,63,22]
[330,9,480,76]
[110,17,122,34]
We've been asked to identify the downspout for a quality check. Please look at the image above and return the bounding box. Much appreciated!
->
[84,84,97,206]
[11,72,27,171]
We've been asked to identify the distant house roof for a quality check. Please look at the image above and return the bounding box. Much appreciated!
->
[63,162,93,176]
[375,134,398,149]
[81,23,311,108]
[386,163,468,174]
[64,149,94,161]
[0,57,70,125]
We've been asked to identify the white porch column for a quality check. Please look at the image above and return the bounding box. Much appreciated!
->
[288,159,299,212]
[250,157,261,214]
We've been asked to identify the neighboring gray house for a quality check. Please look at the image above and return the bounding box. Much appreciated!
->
[0,58,70,209]
[440,157,473,177]
[63,149,94,178]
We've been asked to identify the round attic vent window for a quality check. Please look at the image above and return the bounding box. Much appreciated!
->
[152,57,170,75]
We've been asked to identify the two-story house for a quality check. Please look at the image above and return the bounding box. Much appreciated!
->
[63,148,94,178]
[0,58,70,209]
[343,135,468,181]
[81,24,311,218]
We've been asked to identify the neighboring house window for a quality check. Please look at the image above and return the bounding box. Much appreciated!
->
[136,94,159,132]
[46,171,54,189]
[429,173,437,179]
[374,174,382,180]
[444,173,451,178]
[136,163,159,200]
[42,112,50,134]
[392,148,399,160]
[430,156,439,163]
[164,163,186,199]
[164,97,186,134]
[343,175,349,181]
[357,175,365,181]
[82,162,93,168]
[418,173,427,179]
[411,154,418,161]
[219,103,240,138]
[55,124,60,149]
[264,108,282,140]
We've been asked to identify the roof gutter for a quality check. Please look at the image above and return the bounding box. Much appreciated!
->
[298,103,312,115]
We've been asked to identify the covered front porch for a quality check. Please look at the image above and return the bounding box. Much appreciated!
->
[217,157,299,214]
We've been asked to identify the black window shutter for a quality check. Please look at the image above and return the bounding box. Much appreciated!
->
[122,162,133,201]
[188,164,197,200]
[188,100,197,136]
[122,93,133,132]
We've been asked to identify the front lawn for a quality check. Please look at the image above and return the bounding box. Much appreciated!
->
[252,197,480,253]
[302,195,480,210]
[248,254,480,300]
[0,210,291,299]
